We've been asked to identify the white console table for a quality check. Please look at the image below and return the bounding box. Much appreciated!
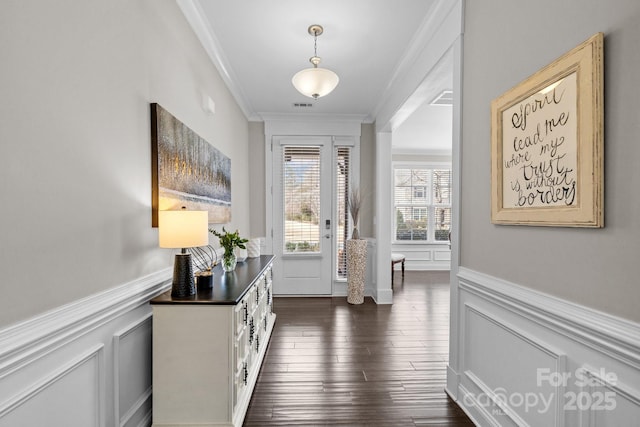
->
[151,255,275,427]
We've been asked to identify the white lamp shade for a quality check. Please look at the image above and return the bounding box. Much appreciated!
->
[292,67,339,99]
[158,210,209,249]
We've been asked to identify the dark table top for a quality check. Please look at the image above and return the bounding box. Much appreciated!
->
[151,255,274,305]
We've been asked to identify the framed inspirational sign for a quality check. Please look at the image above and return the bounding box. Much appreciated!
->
[491,33,604,227]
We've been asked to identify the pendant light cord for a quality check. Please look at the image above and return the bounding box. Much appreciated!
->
[313,30,318,58]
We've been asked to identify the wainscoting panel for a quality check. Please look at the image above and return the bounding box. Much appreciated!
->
[434,249,452,262]
[463,305,566,427]
[448,268,640,427]
[391,243,450,271]
[0,269,171,427]
[0,345,103,427]
[114,315,153,427]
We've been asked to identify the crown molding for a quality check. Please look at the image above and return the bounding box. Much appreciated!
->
[176,0,254,120]
[373,0,462,131]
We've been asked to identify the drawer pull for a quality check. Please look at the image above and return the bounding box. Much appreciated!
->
[243,362,248,386]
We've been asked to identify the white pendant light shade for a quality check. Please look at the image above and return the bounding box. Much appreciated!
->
[292,67,339,99]
[292,25,339,99]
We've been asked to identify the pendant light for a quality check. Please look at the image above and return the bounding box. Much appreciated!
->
[292,25,339,99]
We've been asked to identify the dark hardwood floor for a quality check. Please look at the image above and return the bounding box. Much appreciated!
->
[244,271,475,426]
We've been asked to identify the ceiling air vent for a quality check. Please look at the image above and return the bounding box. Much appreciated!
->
[293,102,314,108]
[430,90,453,106]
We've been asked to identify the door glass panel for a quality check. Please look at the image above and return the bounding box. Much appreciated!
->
[282,146,321,253]
[335,147,350,279]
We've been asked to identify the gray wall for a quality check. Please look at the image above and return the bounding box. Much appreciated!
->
[0,0,250,327]
[360,123,376,238]
[248,121,266,238]
[461,0,640,322]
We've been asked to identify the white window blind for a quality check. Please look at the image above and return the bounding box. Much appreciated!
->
[432,169,452,241]
[336,147,351,279]
[282,146,321,253]
[394,166,451,242]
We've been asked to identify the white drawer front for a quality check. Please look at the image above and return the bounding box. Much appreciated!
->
[234,300,248,336]
[235,329,247,371]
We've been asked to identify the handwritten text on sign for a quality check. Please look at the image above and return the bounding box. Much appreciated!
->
[502,72,578,208]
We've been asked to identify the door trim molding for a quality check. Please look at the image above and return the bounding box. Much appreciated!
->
[265,119,362,296]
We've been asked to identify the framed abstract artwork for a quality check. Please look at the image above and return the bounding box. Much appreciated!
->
[151,103,231,226]
[491,33,604,227]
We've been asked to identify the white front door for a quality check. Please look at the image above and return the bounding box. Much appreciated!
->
[272,137,332,294]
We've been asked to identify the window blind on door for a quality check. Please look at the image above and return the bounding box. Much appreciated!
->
[336,147,351,279]
[282,146,321,253]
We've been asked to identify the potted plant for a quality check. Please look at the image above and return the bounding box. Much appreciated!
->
[346,186,367,304]
[209,227,248,272]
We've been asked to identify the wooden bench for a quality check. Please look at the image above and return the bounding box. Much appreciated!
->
[391,253,405,281]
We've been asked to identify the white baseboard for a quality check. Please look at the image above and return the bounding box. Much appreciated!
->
[372,287,393,304]
[401,262,451,271]
[448,267,640,427]
[0,268,171,427]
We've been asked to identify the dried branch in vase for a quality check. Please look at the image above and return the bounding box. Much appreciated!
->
[348,187,362,240]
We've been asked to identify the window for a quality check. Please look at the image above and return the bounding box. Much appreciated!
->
[413,185,427,199]
[335,147,351,279]
[394,165,451,242]
[413,186,426,199]
[413,207,427,221]
[282,146,321,253]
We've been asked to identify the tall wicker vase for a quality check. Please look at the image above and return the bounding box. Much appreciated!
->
[346,239,367,304]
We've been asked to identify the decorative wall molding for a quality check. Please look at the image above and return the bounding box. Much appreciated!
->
[457,268,640,368]
[463,303,567,427]
[456,383,494,427]
[0,269,171,427]
[120,388,152,427]
[0,268,171,379]
[463,302,567,367]
[449,267,640,426]
[113,314,153,427]
[576,365,640,427]
[390,244,451,271]
[464,370,530,427]
[374,0,463,131]
[0,344,104,420]
[176,0,254,120]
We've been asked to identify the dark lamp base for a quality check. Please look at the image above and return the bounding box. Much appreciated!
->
[171,253,196,298]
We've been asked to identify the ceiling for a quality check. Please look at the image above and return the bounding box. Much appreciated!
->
[178,0,452,153]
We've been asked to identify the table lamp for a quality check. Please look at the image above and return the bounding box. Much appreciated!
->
[159,209,209,298]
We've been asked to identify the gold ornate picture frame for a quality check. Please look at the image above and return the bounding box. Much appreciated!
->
[491,33,604,227]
